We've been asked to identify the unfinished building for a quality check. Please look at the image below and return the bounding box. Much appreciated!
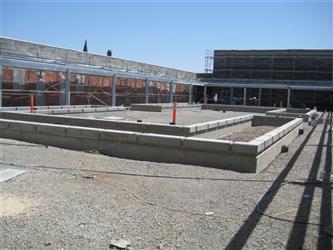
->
[1,37,332,250]
[197,49,333,109]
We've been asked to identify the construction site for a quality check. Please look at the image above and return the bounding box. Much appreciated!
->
[1,36,332,249]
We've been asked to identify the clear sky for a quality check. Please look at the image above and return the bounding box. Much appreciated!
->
[1,0,332,72]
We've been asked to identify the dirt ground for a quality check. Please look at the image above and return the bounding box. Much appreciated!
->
[0,112,332,249]
[63,108,255,125]
[218,125,277,142]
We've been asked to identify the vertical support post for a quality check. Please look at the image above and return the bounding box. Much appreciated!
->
[59,69,70,106]
[258,88,262,106]
[0,64,2,108]
[203,84,207,104]
[65,69,71,106]
[269,88,273,106]
[125,79,129,106]
[243,87,247,106]
[36,72,45,106]
[112,74,117,107]
[169,81,174,103]
[287,87,291,108]
[229,87,234,105]
[145,78,149,104]
[76,74,82,92]
[188,84,193,104]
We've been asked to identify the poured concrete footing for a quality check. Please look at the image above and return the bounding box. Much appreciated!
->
[203,104,280,113]
[0,115,303,173]
[130,103,201,112]
[266,108,316,121]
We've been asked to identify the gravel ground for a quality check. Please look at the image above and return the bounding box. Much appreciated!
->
[62,108,255,125]
[1,112,332,249]
[218,126,277,142]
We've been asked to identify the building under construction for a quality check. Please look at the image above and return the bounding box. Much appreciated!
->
[198,49,333,110]
[0,37,332,109]
[1,37,333,249]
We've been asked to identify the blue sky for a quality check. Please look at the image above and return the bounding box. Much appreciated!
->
[1,1,332,72]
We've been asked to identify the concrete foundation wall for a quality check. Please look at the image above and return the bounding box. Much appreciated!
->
[203,104,279,113]
[130,103,201,112]
[192,120,252,139]
[0,118,259,172]
[0,112,191,136]
[0,112,253,137]
[0,115,303,173]
[1,37,196,79]
[255,124,301,172]
[266,108,316,122]
[0,105,103,112]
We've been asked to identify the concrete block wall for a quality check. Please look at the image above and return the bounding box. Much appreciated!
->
[130,103,201,112]
[0,112,191,136]
[266,108,316,122]
[0,114,303,173]
[1,37,196,80]
[0,112,253,137]
[0,105,103,111]
[0,118,260,172]
[203,104,280,113]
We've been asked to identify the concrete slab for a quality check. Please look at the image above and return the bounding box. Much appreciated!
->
[0,165,26,182]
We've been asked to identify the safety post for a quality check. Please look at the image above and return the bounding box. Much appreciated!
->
[170,101,177,125]
[30,94,34,113]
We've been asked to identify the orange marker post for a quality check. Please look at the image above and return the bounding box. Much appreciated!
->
[30,94,34,113]
[204,97,208,109]
[171,101,177,125]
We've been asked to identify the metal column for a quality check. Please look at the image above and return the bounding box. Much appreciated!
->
[65,69,71,105]
[169,81,174,103]
[243,87,247,106]
[36,72,45,106]
[258,88,262,106]
[76,74,83,92]
[112,74,117,106]
[145,79,149,104]
[125,79,129,106]
[59,69,71,105]
[229,87,234,104]
[203,84,207,103]
[0,64,2,108]
[188,84,192,104]
[287,88,291,108]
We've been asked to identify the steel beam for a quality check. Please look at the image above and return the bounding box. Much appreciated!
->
[206,81,332,91]
[145,79,149,104]
[188,84,193,104]
[65,69,71,105]
[1,56,205,87]
[230,87,234,104]
[169,81,174,103]
[125,79,129,106]
[0,64,2,108]
[112,74,117,106]
[59,69,71,105]
[258,88,262,106]
[36,72,45,106]
[203,84,207,104]
[287,88,291,108]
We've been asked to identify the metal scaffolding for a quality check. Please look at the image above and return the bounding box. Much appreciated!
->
[0,55,203,107]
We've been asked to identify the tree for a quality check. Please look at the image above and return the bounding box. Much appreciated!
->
[107,49,112,56]
[83,40,88,52]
